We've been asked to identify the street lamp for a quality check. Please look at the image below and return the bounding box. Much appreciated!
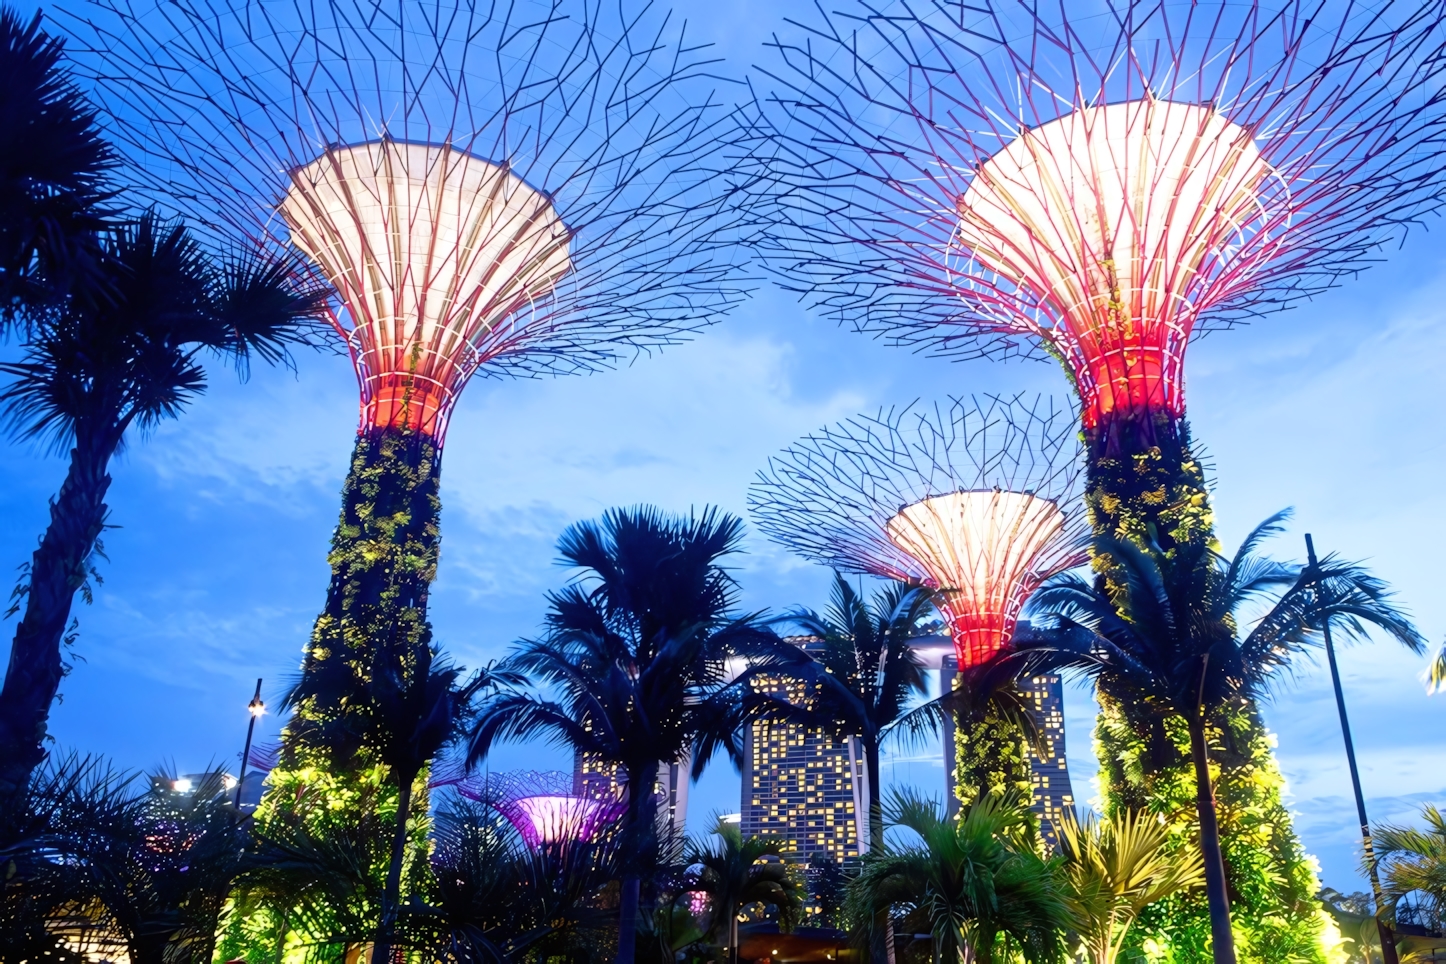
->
[235,678,264,811]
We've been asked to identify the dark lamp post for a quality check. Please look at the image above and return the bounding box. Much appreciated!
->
[235,678,264,811]
[1305,535,1398,964]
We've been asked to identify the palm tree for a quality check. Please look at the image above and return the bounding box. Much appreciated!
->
[0,212,325,801]
[283,629,522,964]
[1375,806,1446,934]
[0,8,113,318]
[684,817,804,964]
[1028,512,1424,964]
[846,788,1068,964]
[764,575,938,858]
[1057,810,1204,964]
[466,506,786,964]
[0,751,136,961]
[759,576,957,964]
[86,770,247,964]
[365,658,519,964]
[423,796,627,963]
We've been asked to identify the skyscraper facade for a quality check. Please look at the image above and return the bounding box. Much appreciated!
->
[573,751,690,843]
[740,641,864,863]
[942,655,1075,846]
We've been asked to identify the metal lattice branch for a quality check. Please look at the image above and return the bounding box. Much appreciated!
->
[432,768,623,846]
[62,0,752,440]
[748,393,1087,666]
[745,0,1446,426]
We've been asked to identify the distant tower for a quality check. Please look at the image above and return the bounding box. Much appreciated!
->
[749,395,1086,825]
[740,637,864,863]
[574,751,690,844]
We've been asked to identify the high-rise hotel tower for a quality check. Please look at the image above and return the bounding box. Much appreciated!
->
[740,639,864,863]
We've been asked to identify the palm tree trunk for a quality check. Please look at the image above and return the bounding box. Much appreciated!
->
[371,766,417,964]
[865,742,883,855]
[617,874,641,964]
[1187,715,1236,964]
[0,432,113,800]
[616,760,660,964]
[864,740,895,964]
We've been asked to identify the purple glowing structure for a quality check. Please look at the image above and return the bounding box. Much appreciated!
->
[442,769,623,848]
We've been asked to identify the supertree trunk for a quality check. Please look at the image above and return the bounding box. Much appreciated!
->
[952,708,1031,816]
[1082,412,1215,600]
[1095,692,1326,964]
[1084,412,1325,963]
[218,429,440,960]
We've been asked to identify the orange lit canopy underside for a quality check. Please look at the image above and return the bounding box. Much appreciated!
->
[281,139,573,440]
[955,100,1271,428]
[886,490,1065,668]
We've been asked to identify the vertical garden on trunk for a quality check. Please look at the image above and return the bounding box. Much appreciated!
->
[749,2,1446,957]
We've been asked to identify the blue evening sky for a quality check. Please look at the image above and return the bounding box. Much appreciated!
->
[3,0,1443,894]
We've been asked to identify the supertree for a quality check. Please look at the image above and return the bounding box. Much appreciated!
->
[61,0,749,956]
[749,3,1446,958]
[447,769,624,849]
[748,394,1086,828]
[750,0,1446,570]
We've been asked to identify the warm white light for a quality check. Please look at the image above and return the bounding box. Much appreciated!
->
[172,778,193,793]
[887,490,1065,665]
[280,139,573,434]
[887,490,1064,598]
[956,99,1270,335]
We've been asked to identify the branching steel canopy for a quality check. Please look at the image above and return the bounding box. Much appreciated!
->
[282,140,572,436]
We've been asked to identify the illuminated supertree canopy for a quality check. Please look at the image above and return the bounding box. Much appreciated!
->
[64,0,750,444]
[750,0,1446,446]
[56,3,749,956]
[748,394,1087,668]
[435,768,623,848]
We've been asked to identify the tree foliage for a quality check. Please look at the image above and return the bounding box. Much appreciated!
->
[845,789,1068,964]
[0,7,113,318]
[1376,806,1446,933]
[1058,809,1204,964]
[1031,512,1423,963]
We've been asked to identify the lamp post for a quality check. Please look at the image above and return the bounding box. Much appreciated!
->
[1305,534,1398,964]
[235,678,264,811]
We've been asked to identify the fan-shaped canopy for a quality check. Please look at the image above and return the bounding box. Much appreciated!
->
[281,138,572,438]
[501,793,616,847]
[749,396,1087,669]
[887,490,1066,667]
[956,99,1272,428]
